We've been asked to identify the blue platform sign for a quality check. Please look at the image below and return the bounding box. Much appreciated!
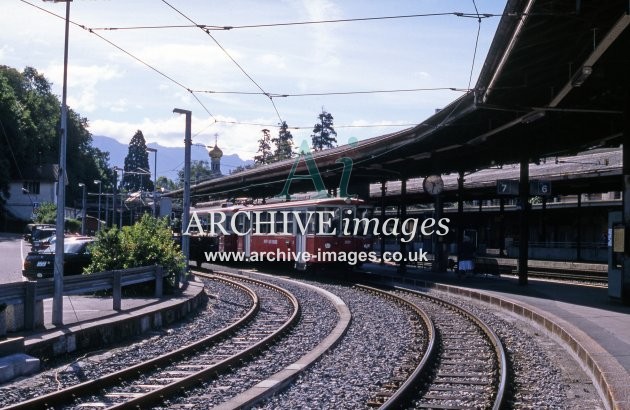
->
[496,180,519,195]
[530,180,552,196]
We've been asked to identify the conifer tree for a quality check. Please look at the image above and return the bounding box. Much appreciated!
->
[273,121,294,161]
[122,130,153,192]
[311,108,337,151]
[254,128,273,165]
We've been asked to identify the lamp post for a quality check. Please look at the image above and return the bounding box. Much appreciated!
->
[112,166,123,228]
[78,183,86,235]
[94,180,101,232]
[45,0,71,326]
[173,108,191,286]
[146,147,157,218]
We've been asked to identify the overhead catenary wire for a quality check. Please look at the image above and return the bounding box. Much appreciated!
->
[87,11,559,32]
[194,87,468,97]
[160,0,284,125]
[18,0,218,123]
[19,0,494,154]
[467,0,482,90]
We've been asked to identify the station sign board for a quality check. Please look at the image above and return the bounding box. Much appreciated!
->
[496,180,519,195]
[530,180,552,196]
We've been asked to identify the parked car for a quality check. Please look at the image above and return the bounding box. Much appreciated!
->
[31,229,57,251]
[22,237,95,280]
[23,224,55,243]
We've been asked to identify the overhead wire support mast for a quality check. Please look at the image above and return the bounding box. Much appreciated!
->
[43,0,72,327]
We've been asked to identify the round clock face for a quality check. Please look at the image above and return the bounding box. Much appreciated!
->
[423,175,444,195]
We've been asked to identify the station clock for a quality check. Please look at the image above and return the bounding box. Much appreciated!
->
[423,175,444,196]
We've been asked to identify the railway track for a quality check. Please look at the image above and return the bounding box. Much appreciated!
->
[352,285,434,409]
[504,270,607,285]
[358,284,507,409]
[4,275,299,410]
[398,286,507,409]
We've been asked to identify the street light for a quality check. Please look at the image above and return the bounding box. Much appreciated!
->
[78,183,86,235]
[146,147,158,218]
[94,180,102,232]
[44,0,71,326]
[112,166,124,228]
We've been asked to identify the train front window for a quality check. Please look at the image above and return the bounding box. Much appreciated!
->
[316,207,340,235]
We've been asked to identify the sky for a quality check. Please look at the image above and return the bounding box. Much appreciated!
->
[1,0,506,175]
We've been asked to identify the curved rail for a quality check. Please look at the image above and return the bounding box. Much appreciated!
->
[107,274,301,409]
[354,284,437,410]
[201,269,353,409]
[394,285,508,410]
[3,276,263,410]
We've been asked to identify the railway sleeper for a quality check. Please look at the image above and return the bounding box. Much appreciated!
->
[433,378,490,385]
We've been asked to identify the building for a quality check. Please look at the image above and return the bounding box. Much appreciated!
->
[1,164,60,223]
[208,139,223,178]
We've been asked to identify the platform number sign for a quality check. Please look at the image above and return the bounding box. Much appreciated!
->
[530,180,552,196]
[496,180,519,196]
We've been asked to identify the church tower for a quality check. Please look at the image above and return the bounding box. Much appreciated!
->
[208,134,223,177]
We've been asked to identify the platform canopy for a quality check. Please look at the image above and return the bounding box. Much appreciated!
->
[167,0,629,201]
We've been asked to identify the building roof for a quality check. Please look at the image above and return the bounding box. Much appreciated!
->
[17,164,60,183]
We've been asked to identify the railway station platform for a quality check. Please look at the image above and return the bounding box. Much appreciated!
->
[356,263,630,409]
[4,280,206,359]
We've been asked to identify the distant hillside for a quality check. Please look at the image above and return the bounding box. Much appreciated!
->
[92,135,252,182]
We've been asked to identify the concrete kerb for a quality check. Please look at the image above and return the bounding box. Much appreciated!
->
[211,270,352,410]
[23,281,207,359]
[387,275,628,410]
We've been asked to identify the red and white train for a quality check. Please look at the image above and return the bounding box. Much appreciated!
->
[187,197,373,270]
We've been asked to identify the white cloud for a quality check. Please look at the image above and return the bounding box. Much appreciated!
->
[110,98,128,112]
[135,43,240,76]
[0,45,11,60]
[45,64,122,112]
[259,53,287,70]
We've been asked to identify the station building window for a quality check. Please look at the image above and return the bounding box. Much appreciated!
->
[23,181,40,195]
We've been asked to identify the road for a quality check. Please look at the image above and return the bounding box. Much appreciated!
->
[0,232,28,284]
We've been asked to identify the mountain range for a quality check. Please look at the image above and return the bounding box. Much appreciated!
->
[92,135,252,182]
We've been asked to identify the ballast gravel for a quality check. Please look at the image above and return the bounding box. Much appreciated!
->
[423,287,604,409]
[254,280,421,409]
[0,279,250,408]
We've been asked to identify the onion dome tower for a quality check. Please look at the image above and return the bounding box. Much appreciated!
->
[208,134,223,177]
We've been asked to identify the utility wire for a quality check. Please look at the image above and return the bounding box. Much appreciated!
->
[160,0,284,124]
[194,87,468,97]
[88,11,549,32]
[20,1,481,137]
[467,0,482,90]
[19,0,218,123]
[436,1,484,128]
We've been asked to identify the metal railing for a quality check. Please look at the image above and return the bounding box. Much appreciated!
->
[0,265,164,335]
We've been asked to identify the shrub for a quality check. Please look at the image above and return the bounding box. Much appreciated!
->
[86,214,185,290]
[65,218,81,233]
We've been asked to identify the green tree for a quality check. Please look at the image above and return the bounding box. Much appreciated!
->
[0,65,114,215]
[311,108,337,151]
[32,202,80,232]
[177,160,214,186]
[33,202,57,224]
[122,130,153,192]
[254,128,273,165]
[156,176,178,191]
[273,121,294,161]
[229,164,255,175]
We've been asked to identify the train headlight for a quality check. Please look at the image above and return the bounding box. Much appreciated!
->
[324,243,332,249]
